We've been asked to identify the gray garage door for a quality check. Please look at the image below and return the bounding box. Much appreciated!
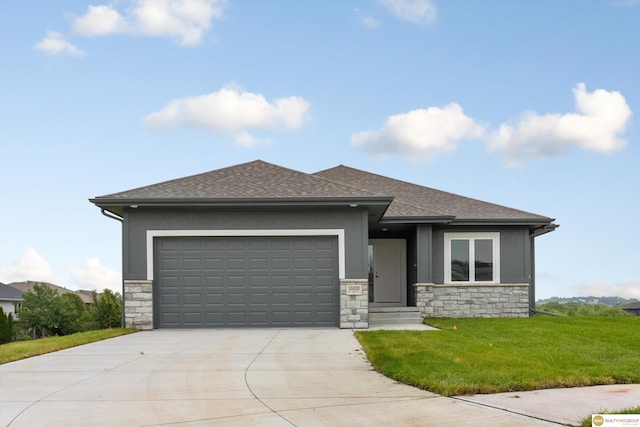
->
[154,236,339,328]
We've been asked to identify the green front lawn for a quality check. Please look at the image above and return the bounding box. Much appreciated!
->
[0,328,138,364]
[355,316,640,396]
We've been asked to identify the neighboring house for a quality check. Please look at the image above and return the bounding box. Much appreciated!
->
[8,281,94,305]
[0,282,24,320]
[77,290,98,302]
[620,302,640,316]
[90,160,558,330]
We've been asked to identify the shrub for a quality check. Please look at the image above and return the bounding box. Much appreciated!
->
[53,293,91,335]
[18,283,59,337]
[0,308,15,344]
[91,289,122,328]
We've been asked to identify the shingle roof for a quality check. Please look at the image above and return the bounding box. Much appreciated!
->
[95,160,380,200]
[8,281,93,304]
[313,165,553,222]
[92,160,554,225]
[0,283,24,301]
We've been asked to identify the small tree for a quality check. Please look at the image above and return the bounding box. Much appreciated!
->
[92,289,122,328]
[0,307,14,344]
[18,283,59,337]
[53,293,90,335]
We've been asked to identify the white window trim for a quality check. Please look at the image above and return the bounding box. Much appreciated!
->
[146,229,346,281]
[444,232,500,284]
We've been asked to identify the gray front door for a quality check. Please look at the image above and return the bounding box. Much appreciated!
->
[154,236,339,327]
[370,239,406,306]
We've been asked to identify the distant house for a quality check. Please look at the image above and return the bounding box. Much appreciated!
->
[8,281,94,305]
[76,289,98,302]
[0,283,24,320]
[91,160,558,330]
[620,302,640,316]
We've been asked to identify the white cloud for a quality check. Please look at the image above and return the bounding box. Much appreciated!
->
[361,15,381,28]
[34,31,84,56]
[351,103,485,162]
[353,8,380,28]
[614,0,640,7]
[70,258,121,293]
[72,0,225,45]
[378,0,436,25]
[487,83,632,167]
[234,132,272,148]
[0,248,57,284]
[72,5,129,36]
[143,84,311,144]
[575,281,640,300]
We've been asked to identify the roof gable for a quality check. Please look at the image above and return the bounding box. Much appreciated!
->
[313,165,553,222]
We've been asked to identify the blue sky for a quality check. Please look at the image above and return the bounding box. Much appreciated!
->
[1,0,638,300]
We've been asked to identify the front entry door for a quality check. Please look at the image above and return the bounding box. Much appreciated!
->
[370,239,406,306]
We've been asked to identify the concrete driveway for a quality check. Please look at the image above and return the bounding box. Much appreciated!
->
[1,329,638,427]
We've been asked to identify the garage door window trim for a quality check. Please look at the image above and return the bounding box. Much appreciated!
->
[146,229,346,280]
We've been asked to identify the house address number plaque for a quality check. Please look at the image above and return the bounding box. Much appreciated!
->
[346,283,363,295]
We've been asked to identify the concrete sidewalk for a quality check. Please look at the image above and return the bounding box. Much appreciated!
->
[0,329,637,426]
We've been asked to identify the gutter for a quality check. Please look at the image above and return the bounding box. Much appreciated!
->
[100,208,123,223]
[529,223,559,238]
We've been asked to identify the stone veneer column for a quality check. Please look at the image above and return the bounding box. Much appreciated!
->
[339,279,369,329]
[123,280,153,330]
[414,283,435,317]
[415,283,530,318]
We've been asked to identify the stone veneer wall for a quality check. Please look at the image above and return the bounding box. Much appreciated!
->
[340,279,369,329]
[123,280,153,330]
[415,283,530,318]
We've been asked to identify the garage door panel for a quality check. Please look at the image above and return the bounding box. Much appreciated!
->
[155,236,339,328]
[162,294,179,304]
[249,258,268,269]
[205,293,224,304]
[316,292,334,303]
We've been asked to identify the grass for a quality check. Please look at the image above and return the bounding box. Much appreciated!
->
[355,316,640,396]
[0,328,138,364]
[580,406,640,427]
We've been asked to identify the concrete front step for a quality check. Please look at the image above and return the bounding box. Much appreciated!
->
[369,319,424,325]
[369,312,423,320]
[369,306,420,312]
[369,307,423,324]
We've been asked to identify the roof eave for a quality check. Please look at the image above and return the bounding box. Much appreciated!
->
[90,196,394,212]
[380,216,455,224]
[379,216,556,227]
[450,218,557,227]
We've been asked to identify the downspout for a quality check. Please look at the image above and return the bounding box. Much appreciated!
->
[99,208,125,327]
[529,234,536,315]
[528,223,559,315]
[100,208,123,222]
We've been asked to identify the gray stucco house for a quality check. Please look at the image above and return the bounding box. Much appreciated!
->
[90,160,557,329]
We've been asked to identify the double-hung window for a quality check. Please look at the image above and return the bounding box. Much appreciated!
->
[444,233,500,283]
